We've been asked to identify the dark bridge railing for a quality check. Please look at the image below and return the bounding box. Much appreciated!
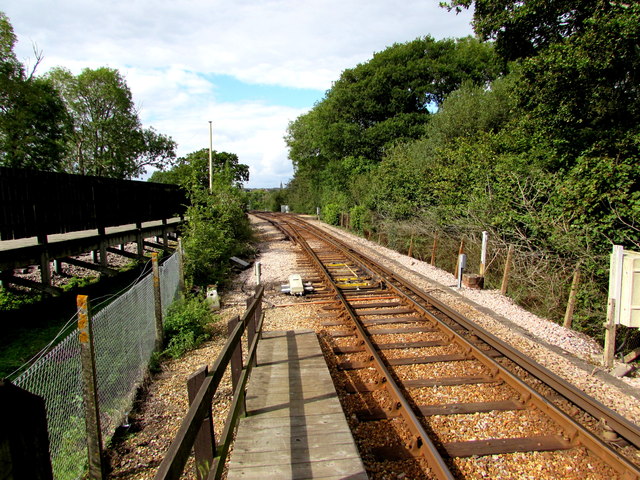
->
[0,167,187,241]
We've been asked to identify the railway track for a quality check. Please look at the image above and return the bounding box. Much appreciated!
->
[255,212,640,480]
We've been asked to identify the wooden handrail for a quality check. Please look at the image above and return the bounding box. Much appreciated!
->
[153,285,264,480]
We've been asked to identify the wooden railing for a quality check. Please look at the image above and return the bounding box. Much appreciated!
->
[154,285,264,480]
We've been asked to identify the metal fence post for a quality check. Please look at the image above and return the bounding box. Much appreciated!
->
[187,366,216,480]
[152,252,164,351]
[77,295,104,480]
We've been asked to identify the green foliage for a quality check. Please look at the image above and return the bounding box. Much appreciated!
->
[0,13,70,170]
[0,289,42,310]
[149,148,249,188]
[349,205,371,234]
[46,66,176,179]
[163,295,214,358]
[180,158,252,286]
[322,203,341,226]
[442,0,604,61]
[285,35,501,214]
[60,276,99,292]
[281,2,640,352]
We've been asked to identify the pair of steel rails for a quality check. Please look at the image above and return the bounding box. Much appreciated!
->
[257,212,640,480]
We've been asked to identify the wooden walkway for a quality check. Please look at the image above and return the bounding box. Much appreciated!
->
[227,330,368,480]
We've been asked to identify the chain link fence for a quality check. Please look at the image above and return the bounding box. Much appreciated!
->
[13,250,181,479]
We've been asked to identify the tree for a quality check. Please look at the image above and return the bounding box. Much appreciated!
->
[149,148,249,188]
[47,66,176,179]
[442,0,608,61]
[285,35,500,212]
[0,12,70,170]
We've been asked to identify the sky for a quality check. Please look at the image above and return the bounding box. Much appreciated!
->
[3,1,474,188]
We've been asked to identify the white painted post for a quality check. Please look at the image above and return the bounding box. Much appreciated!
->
[457,254,467,289]
[254,261,261,286]
[479,231,488,276]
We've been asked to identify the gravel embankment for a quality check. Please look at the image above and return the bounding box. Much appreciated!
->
[304,216,640,424]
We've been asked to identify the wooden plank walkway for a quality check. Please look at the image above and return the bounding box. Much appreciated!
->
[227,330,368,480]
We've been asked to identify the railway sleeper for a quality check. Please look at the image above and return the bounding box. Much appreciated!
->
[370,435,573,460]
[356,399,525,421]
[344,375,502,393]
[333,339,447,354]
[337,353,470,370]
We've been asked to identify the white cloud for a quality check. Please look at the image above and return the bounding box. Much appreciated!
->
[3,0,474,187]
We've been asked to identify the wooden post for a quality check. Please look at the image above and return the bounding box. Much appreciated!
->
[604,298,617,368]
[408,234,414,258]
[227,315,246,417]
[77,295,104,480]
[187,366,216,480]
[377,232,382,244]
[479,231,488,276]
[177,238,185,296]
[162,218,168,249]
[563,266,581,329]
[430,232,438,266]
[501,245,514,295]
[97,226,107,267]
[151,252,163,351]
[136,221,144,258]
[37,233,51,287]
[0,380,54,480]
[454,240,465,279]
[228,316,243,390]
[245,297,257,368]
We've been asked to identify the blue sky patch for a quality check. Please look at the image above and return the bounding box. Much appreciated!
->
[209,74,324,108]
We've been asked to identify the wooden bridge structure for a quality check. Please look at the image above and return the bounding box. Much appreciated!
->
[0,167,187,294]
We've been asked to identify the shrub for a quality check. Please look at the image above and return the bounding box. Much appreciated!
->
[322,203,341,226]
[163,295,215,358]
[349,205,371,234]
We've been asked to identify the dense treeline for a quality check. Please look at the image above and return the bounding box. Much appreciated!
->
[284,1,640,347]
[0,12,176,179]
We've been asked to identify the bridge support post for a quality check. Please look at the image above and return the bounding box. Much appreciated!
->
[98,226,107,267]
[37,234,51,287]
[136,221,144,258]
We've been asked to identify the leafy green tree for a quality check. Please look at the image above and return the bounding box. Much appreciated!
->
[0,12,70,170]
[149,148,249,188]
[285,36,500,212]
[47,66,176,179]
[442,0,607,61]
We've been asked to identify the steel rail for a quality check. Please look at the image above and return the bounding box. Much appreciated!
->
[269,213,640,479]
[285,221,456,480]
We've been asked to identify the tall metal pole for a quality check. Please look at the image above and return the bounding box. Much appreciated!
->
[208,121,213,192]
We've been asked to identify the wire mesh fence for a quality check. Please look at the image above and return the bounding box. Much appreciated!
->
[13,250,181,479]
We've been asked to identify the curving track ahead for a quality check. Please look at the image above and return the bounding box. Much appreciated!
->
[255,212,640,480]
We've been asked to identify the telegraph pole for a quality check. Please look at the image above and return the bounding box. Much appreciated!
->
[208,121,213,192]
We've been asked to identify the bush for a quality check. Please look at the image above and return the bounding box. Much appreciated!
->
[163,295,215,358]
[322,203,341,226]
[349,205,371,234]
